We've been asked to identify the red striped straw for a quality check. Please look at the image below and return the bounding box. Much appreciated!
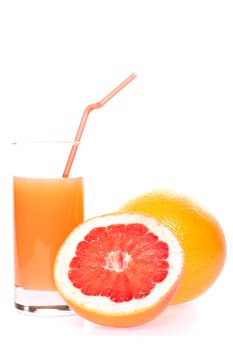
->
[63,72,137,178]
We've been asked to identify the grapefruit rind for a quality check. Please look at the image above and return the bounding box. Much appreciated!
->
[54,213,184,326]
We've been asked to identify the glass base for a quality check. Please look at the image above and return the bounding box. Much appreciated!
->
[15,286,73,316]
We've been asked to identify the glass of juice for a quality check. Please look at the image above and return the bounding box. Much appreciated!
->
[13,141,84,315]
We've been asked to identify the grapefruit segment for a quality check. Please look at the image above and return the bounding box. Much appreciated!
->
[54,213,184,327]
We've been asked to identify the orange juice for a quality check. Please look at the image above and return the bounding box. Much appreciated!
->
[14,176,84,291]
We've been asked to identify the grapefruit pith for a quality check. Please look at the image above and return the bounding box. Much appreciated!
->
[54,213,183,327]
[120,191,226,305]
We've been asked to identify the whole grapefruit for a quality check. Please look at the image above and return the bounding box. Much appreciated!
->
[120,191,226,304]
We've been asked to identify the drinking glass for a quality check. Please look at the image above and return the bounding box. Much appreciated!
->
[13,141,84,315]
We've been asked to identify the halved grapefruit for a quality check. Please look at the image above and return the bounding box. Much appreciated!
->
[54,213,183,327]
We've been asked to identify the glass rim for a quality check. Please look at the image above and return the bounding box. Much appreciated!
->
[12,140,81,145]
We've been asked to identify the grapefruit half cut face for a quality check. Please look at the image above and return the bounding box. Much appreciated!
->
[54,213,183,327]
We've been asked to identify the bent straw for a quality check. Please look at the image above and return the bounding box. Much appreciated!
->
[63,72,137,178]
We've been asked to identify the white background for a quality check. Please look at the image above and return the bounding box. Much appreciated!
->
[0,0,233,349]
